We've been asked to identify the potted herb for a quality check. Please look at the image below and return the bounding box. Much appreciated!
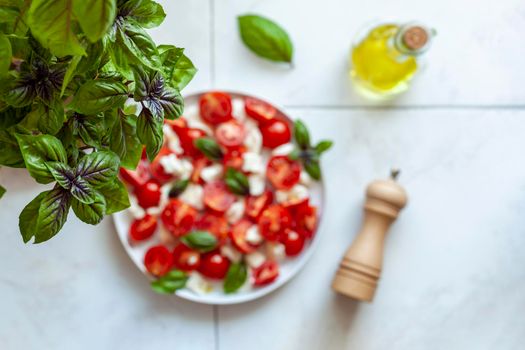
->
[0,0,196,243]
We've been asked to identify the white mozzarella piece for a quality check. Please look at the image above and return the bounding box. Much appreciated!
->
[200,164,223,183]
[242,152,265,174]
[232,99,247,121]
[179,184,204,210]
[245,225,263,245]
[226,200,245,224]
[276,184,310,204]
[220,245,243,263]
[272,143,295,156]
[128,195,145,219]
[243,121,262,153]
[186,272,213,294]
[162,124,183,155]
[159,154,193,180]
[248,174,265,196]
[245,251,266,269]
[299,170,313,187]
[266,242,286,261]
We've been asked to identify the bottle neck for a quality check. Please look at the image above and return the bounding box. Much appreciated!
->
[394,23,433,57]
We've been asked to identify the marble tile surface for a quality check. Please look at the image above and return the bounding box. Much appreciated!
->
[1,0,525,349]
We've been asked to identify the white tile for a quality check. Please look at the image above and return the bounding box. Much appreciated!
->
[215,0,525,106]
[217,109,525,350]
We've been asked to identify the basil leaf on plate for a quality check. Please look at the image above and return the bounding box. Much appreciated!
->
[168,179,189,198]
[15,133,67,184]
[181,231,218,252]
[194,137,223,161]
[224,262,248,294]
[314,140,333,155]
[293,119,311,149]
[99,178,130,214]
[238,14,293,63]
[71,78,128,115]
[73,0,117,43]
[225,167,250,196]
[304,159,321,181]
[75,150,120,188]
[151,269,188,294]
[71,191,106,225]
[136,107,163,161]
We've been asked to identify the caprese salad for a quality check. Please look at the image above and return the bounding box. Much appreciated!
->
[119,91,332,295]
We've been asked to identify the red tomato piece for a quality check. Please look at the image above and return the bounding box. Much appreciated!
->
[199,92,233,125]
[149,147,175,184]
[215,120,246,148]
[195,213,230,245]
[160,199,198,237]
[191,157,212,184]
[281,229,305,256]
[245,190,274,221]
[129,214,158,242]
[253,261,279,286]
[230,219,258,254]
[179,128,207,157]
[198,251,230,279]
[164,116,187,135]
[244,97,277,125]
[119,160,150,188]
[266,155,301,190]
[294,205,318,239]
[258,204,292,241]
[144,245,173,277]
[172,243,201,272]
[260,119,291,149]
[222,147,245,171]
[282,197,309,219]
[203,181,236,213]
[134,179,162,209]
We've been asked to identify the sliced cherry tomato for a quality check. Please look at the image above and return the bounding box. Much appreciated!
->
[215,120,246,148]
[258,204,292,241]
[144,245,173,277]
[294,205,318,239]
[203,181,236,213]
[245,190,274,221]
[253,261,279,286]
[282,197,309,218]
[281,229,305,256]
[160,199,198,237]
[260,119,291,149]
[244,97,277,124]
[134,179,162,209]
[150,147,175,184]
[172,243,201,272]
[191,156,212,184]
[129,214,158,242]
[199,92,233,125]
[222,147,245,170]
[179,127,207,157]
[198,251,230,279]
[230,219,258,254]
[195,213,229,245]
[165,116,187,135]
[266,155,301,190]
[119,160,150,188]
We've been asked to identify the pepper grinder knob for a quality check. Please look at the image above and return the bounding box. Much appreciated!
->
[331,169,408,302]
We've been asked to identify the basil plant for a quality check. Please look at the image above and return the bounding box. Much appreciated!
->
[0,0,196,243]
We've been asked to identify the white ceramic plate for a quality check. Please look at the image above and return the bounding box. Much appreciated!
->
[113,91,325,305]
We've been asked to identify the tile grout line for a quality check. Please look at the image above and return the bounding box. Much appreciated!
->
[209,0,216,88]
[283,104,525,111]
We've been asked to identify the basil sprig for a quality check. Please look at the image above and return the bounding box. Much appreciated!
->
[225,167,250,196]
[289,120,333,180]
[224,262,248,294]
[181,231,218,252]
[168,179,190,198]
[238,14,293,64]
[194,137,224,161]
[151,269,189,294]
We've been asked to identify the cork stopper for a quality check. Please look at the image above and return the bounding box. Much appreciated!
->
[402,26,429,50]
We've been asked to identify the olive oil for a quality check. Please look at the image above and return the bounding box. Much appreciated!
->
[350,22,433,99]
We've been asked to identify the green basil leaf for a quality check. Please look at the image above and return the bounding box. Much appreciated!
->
[158,45,197,90]
[238,14,293,63]
[194,137,223,161]
[44,161,75,189]
[19,191,47,243]
[25,100,65,135]
[75,150,120,188]
[225,167,250,196]
[181,231,218,252]
[314,140,333,155]
[121,0,166,29]
[60,55,82,97]
[70,176,98,204]
[150,269,188,294]
[223,262,248,294]
[73,0,117,43]
[71,191,106,225]
[71,78,128,115]
[114,20,160,70]
[294,120,310,149]
[304,159,321,181]
[0,184,5,199]
[0,141,24,167]
[27,0,86,57]
[15,133,67,184]
[109,112,142,169]
[168,179,189,198]
[0,34,12,77]
[136,107,163,161]
[73,113,105,148]
[99,178,130,214]
[288,148,300,161]
[4,75,36,107]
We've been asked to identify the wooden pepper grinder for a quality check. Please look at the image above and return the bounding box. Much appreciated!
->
[332,169,408,302]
